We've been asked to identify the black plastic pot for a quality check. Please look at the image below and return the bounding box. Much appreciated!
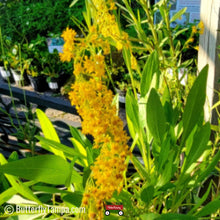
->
[28,75,48,92]
[47,73,70,92]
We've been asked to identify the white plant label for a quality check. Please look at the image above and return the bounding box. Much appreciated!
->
[49,82,58,89]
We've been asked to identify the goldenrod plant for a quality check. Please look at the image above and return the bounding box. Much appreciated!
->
[0,63,219,220]
[0,1,219,220]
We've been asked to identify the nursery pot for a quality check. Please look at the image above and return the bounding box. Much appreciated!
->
[115,88,126,104]
[47,73,69,92]
[28,75,48,92]
[0,66,13,82]
[115,88,140,107]
[11,69,29,86]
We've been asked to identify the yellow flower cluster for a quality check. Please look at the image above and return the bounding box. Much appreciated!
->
[69,56,130,218]
[92,0,131,51]
[191,21,205,35]
[59,27,77,62]
[60,1,132,218]
[197,21,205,34]
[186,21,205,50]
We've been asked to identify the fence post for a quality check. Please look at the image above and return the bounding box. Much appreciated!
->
[198,0,220,124]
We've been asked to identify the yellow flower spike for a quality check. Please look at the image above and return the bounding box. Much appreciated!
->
[194,46,199,51]
[61,27,77,42]
[109,2,116,10]
[60,1,132,218]
[197,21,205,34]
[192,25,197,34]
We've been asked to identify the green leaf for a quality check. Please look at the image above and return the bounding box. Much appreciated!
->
[36,109,65,159]
[70,169,83,186]
[122,48,132,72]
[0,155,69,185]
[158,137,171,173]
[188,182,212,215]
[131,156,150,182]
[35,136,83,159]
[195,199,220,217]
[140,51,159,97]
[181,65,208,145]
[140,185,154,205]
[0,173,10,191]
[112,190,133,211]
[173,28,189,39]
[2,213,44,219]
[170,8,187,23]
[86,147,95,166]
[32,185,74,195]
[196,150,220,185]
[156,213,198,220]
[62,191,83,207]
[0,154,41,204]
[138,97,147,129]
[147,88,166,144]
[0,181,37,206]
[83,167,91,189]
[69,138,88,166]
[8,152,19,162]
[182,123,210,172]
[126,90,140,139]
[140,213,160,220]
[157,151,174,187]
[69,126,92,148]
[69,0,80,8]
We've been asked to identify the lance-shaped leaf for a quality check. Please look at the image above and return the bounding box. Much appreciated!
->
[126,89,140,139]
[181,65,208,146]
[0,155,69,185]
[147,88,166,144]
[140,50,159,97]
[182,122,211,172]
[36,109,65,159]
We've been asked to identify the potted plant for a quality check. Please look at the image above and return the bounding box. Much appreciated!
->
[115,78,140,104]
[0,56,12,82]
[0,33,13,82]
[23,36,49,91]
[27,65,48,92]
[9,44,30,86]
[112,65,140,104]
[43,50,69,92]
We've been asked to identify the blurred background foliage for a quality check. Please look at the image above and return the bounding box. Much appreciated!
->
[0,0,85,43]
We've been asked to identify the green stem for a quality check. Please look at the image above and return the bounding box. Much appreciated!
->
[171,188,191,212]
[163,3,183,108]
[129,69,137,98]
[140,0,163,59]
[106,68,115,91]
[140,131,151,175]
[164,8,175,59]
[0,27,4,56]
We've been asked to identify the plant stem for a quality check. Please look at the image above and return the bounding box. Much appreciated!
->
[139,0,163,59]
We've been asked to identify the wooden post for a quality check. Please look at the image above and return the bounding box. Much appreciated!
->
[198,0,220,125]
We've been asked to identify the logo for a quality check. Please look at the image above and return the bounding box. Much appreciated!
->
[4,205,14,215]
[104,205,124,216]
